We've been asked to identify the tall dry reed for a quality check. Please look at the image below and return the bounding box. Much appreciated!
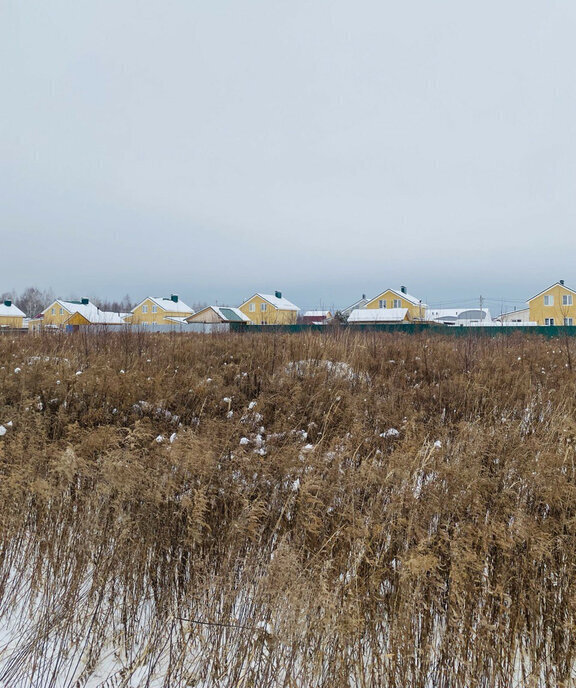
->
[0,330,575,687]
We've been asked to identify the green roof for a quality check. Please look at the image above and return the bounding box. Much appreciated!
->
[219,307,245,322]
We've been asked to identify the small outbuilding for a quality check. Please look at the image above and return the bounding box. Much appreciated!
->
[302,311,332,324]
[347,308,411,324]
[186,306,251,325]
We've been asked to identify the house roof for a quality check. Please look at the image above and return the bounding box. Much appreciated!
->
[343,297,368,312]
[241,293,299,311]
[189,306,251,323]
[132,296,194,314]
[426,308,492,322]
[495,307,530,319]
[527,282,576,303]
[370,288,426,307]
[163,316,190,324]
[303,311,331,317]
[348,308,409,323]
[0,302,26,318]
[216,307,251,322]
[42,300,126,324]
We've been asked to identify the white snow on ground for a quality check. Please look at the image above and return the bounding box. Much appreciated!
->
[285,360,370,383]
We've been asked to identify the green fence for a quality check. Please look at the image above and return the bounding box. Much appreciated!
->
[230,323,576,337]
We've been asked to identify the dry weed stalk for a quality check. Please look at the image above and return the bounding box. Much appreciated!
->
[0,331,575,686]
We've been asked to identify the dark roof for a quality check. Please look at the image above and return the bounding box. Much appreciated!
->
[219,307,245,322]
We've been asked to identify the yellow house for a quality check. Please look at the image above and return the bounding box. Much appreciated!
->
[41,298,127,328]
[365,286,427,321]
[239,292,299,325]
[0,299,25,328]
[129,294,194,325]
[528,281,576,326]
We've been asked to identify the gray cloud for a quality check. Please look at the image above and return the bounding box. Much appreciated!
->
[2,0,576,313]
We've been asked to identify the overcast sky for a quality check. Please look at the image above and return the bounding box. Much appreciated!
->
[2,0,576,312]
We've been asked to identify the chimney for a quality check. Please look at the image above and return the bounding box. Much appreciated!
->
[275,291,282,299]
[4,299,11,307]
[81,297,89,305]
[560,280,565,286]
[400,286,407,294]
[362,294,366,299]
[171,294,179,303]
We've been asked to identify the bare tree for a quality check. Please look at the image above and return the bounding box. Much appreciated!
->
[18,287,54,318]
[92,294,135,313]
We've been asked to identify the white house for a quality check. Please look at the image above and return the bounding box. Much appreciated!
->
[426,308,492,326]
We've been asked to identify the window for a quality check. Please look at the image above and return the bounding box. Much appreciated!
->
[249,303,256,312]
[545,318,555,326]
[59,308,63,315]
[142,305,148,313]
[260,303,267,312]
[544,295,553,306]
[563,294,573,306]
[51,308,55,315]
[152,305,157,313]
[393,299,402,308]
[565,318,573,326]
[378,299,387,308]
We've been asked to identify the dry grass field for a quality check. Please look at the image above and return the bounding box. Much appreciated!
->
[1,330,576,687]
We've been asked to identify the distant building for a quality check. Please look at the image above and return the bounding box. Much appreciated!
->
[528,281,576,326]
[41,299,127,328]
[494,308,531,324]
[129,295,194,326]
[341,295,368,318]
[0,299,26,328]
[186,306,251,324]
[302,310,332,324]
[239,292,299,325]
[365,286,426,321]
[426,308,492,326]
[348,308,411,324]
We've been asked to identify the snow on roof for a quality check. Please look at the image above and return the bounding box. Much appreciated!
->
[348,308,408,323]
[0,302,25,318]
[42,300,127,325]
[131,296,194,314]
[426,308,492,322]
[496,307,529,318]
[187,306,251,323]
[83,311,127,325]
[212,306,251,322]
[527,282,576,302]
[164,316,190,325]
[242,293,299,311]
[343,297,368,312]
[148,296,193,313]
[373,288,425,307]
[303,311,331,317]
